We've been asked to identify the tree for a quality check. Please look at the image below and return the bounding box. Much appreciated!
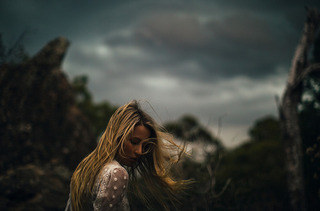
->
[71,75,118,139]
[248,115,281,142]
[277,8,320,211]
[215,140,288,210]
[298,29,320,210]
[164,115,223,150]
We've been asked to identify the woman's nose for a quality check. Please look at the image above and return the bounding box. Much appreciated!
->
[135,144,143,156]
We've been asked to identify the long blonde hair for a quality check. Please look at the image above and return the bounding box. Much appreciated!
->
[70,100,189,210]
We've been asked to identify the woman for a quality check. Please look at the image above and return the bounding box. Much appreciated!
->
[65,100,189,211]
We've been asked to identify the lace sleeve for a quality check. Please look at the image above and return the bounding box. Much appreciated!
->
[93,167,129,210]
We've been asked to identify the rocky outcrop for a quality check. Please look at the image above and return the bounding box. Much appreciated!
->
[0,37,96,210]
[0,164,71,211]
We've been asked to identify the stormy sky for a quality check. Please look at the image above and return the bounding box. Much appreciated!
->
[2,0,320,147]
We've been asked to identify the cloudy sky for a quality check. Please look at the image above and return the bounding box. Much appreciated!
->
[2,0,320,147]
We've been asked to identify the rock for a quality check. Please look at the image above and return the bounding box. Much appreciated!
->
[0,164,71,211]
[0,37,96,210]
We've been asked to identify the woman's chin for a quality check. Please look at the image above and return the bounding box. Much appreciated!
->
[119,158,137,167]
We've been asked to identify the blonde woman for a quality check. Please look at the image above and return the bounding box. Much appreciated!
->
[65,100,189,211]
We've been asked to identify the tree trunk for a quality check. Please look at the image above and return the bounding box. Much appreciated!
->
[278,8,320,211]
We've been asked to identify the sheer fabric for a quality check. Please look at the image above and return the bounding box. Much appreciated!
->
[65,160,130,211]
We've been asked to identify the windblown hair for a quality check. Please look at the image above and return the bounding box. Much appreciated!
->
[70,100,189,211]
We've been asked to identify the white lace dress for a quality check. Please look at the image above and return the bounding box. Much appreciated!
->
[65,160,130,211]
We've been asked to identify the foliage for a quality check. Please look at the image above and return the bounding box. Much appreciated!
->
[71,75,118,139]
[248,115,281,142]
[162,114,288,210]
[300,78,320,209]
[300,76,320,149]
[164,115,224,150]
[0,33,29,65]
[213,140,288,210]
[202,115,287,210]
[175,152,231,211]
[166,136,289,210]
[298,31,320,210]
[299,78,320,209]
[305,137,320,209]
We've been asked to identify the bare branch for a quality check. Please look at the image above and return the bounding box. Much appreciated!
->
[291,63,320,90]
[288,9,320,86]
[212,178,232,198]
[217,114,227,139]
[301,63,320,79]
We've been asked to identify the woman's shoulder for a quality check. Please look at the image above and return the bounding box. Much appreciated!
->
[99,160,128,180]
[102,160,126,171]
[92,160,130,210]
[93,160,129,196]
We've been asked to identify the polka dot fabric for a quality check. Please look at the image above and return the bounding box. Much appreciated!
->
[92,161,130,211]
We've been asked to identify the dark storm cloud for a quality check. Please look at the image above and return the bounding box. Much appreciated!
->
[103,8,297,80]
[214,0,320,11]
[0,0,135,53]
[213,0,320,33]
[2,0,320,147]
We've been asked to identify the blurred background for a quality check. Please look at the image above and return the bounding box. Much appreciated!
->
[1,0,320,210]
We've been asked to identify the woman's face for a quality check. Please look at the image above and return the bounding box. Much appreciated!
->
[118,125,151,166]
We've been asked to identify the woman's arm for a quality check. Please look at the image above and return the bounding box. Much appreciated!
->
[93,167,129,210]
